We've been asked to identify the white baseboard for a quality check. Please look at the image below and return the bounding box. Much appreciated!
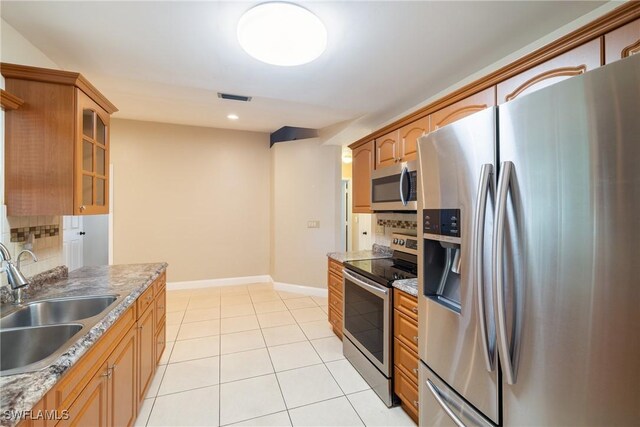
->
[272,281,328,297]
[167,275,272,291]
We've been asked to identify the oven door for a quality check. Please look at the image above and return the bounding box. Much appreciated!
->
[371,160,417,211]
[342,269,392,376]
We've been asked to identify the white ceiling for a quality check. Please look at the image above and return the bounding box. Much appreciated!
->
[1,1,606,134]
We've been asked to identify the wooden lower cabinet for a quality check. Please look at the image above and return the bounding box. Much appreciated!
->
[136,298,156,405]
[109,327,137,427]
[394,367,419,422]
[19,273,166,427]
[393,289,419,423]
[327,258,344,339]
[58,362,109,427]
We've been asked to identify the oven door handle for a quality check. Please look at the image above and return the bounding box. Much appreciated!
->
[343,270,389,298]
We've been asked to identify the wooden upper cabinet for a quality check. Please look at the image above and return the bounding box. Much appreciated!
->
[352,141,374,213]
[399,116,430,162]
[605,18,640,64]
[375,130,400,169]
[1,63,117,216]
[432,87,495,131]
[497,39,601,104]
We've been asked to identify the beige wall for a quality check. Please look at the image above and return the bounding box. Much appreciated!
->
[110,119,271,282]
[271,139,341,288]
[1,20,64,286]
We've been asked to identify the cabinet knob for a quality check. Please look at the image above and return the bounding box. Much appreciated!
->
[413,336,419,343]
[412,307,418,314]
[413,400,419,408]
[79,205,86,212]
[412,368,419,375]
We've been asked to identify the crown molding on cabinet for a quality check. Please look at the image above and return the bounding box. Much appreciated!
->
[1,62,118,114]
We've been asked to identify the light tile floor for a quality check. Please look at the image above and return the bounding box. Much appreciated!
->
[136,283,416,427]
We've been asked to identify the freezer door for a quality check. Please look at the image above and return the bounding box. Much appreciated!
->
[419,362,495,427]
[417,107,499,424]
[496,54,640,425]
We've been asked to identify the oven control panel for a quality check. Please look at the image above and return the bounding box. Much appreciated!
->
[391,233,418,255]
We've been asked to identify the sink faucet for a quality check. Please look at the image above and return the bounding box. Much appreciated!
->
[0,243,37,305]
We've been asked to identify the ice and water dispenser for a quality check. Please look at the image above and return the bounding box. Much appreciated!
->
[423,208,462,313]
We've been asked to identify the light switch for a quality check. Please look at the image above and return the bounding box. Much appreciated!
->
[307,220,320,228]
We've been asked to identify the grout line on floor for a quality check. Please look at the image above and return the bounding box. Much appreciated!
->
[256,311,294,427]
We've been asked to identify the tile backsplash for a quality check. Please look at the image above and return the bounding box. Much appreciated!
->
[1,205,64,287]
[373,212,418,247]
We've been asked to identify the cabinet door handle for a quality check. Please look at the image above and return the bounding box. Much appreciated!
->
[413,400,419,408]
[413,336,419,343]
[79,205,86,212]
[411,307,418,313]
[412,368,419,375]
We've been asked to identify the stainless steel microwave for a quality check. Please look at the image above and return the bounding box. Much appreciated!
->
[371,160,417,211]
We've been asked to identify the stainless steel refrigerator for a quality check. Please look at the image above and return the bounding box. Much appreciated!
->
[416,54,640,426]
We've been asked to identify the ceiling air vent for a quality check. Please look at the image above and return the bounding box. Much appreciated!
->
[217,92,252,102]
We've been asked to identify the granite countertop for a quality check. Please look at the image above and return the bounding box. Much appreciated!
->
[0,263,167,427]
[393,278,418,297]
[327,244,393,263]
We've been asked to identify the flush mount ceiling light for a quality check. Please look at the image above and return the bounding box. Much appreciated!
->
[227,114,239,120]
[237,2,327,66]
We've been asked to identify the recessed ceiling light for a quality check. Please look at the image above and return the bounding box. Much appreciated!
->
[227,114,239,120]
[237,2,327,66]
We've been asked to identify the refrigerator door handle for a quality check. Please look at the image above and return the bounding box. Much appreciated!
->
[473,163,495,372]
[426,380,466,427]
[493,161,517,384]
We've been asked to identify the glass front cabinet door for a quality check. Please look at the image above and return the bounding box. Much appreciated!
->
[76,90,110,215]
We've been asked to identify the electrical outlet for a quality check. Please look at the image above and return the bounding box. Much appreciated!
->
[375,225,385,235]
[307,220,320,228]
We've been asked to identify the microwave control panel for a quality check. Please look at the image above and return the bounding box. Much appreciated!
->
[423,209,460,237]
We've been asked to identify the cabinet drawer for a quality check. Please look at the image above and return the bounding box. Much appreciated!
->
[328,258,344,278]
[394,289,418,321]
[394,366,419,421]
[155,287,166,329]
[329,307,343,339]
[328,289,343,314]
[394,338,419,386]
[136,285,155,318]
[154,272,166,293]
[394,310,418,354]
[328,271,343,296]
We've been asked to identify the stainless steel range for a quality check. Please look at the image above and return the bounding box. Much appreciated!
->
[342,233,417,407]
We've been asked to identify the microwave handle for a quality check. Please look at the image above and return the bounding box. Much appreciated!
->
[399,167,408,206]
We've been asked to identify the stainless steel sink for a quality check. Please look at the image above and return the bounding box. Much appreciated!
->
[0,293,124,376]
[0,324,83,375]
[0,295,118,328]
